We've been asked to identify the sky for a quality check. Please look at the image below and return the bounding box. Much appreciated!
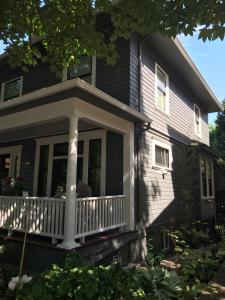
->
[0,35,224,124]
[178,34,225,124]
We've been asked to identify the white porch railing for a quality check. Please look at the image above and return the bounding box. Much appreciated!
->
[0,195,127,241]
[0,196,65,239]
[75,195,127,238]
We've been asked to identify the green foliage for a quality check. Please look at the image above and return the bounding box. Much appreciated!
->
[0,0,225,75]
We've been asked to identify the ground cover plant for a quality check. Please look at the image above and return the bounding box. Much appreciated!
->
[2,222,225,299]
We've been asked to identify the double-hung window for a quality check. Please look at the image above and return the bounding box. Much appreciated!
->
[200,159,214,198]
[155,64,169,113]
[1,76,23,101]
[194,104,201,137]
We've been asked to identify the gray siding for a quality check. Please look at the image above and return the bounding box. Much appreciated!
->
[105,131,123,195]
[96,39,130,106]
[0,61,60,97]
[139,42,209,146]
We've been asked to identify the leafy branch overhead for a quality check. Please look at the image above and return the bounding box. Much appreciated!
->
[0,0,225,74]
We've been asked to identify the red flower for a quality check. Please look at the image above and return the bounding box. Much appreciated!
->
[15,176,24,181]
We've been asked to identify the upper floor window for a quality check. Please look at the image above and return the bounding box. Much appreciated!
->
[1,76,23,102]
[200,158,214,198]
[63,56,96,85]
[155,64,169,113]
[194,104,201,137]
[152,139,172,170]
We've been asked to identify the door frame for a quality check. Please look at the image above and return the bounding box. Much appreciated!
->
[33,129,106,197]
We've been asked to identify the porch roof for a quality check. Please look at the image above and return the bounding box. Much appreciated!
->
[0,78,152,125]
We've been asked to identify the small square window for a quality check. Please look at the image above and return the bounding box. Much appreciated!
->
[155,64,169,113]
[155,145,169,168]
[2,77,23,101]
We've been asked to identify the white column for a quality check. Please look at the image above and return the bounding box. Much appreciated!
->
[58,115,80,249]
[123,124,135,230]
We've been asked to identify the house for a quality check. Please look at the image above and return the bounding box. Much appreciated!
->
[0,31,222,268]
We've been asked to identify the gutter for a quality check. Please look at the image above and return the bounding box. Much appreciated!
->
[0,78,152,124]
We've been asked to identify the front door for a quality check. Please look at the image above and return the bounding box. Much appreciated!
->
[0,146,22,194]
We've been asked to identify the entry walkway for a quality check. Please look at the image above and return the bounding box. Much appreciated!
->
[199,262,225,300]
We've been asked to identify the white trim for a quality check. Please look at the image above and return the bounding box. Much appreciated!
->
[0,78,151,125]
[194,103,202,138]
[0,145,22,177]
[1,76,23,102]
[62,55,96,86]
[151,138,173,171]
[155,63,169,115]
[33,129,106,197]
[200,158,215,199]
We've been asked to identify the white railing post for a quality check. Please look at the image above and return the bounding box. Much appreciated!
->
[58,114,80,249]
[123,125,135,230]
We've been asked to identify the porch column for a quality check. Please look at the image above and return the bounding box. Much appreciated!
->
[58,114,80,249]
[123,124,135,230]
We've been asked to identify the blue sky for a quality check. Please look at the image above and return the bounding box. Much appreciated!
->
[0,35,224,124]
[178,34,225,124]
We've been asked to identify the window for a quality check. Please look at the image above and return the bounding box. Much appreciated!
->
[63,56,96,85]
[1,77,23,101]
[152,139,172,170]
[161,230,170,251]
[34,130,106,197]
[155,64,169,113]
[194,104,201,137]
[200,159,214,198]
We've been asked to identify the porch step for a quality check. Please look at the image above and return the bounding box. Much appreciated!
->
[0,229,139,272]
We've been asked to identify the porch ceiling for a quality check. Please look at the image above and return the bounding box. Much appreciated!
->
[0,78,152,125]
[0,118,100,143]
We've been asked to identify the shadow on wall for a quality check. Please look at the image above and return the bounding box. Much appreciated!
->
[134,123,200,254]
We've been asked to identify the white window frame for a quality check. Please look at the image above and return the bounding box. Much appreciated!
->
[62,55,96,86]
[194,104,202,138]
[0,145,22,177]
[161,230,170,251]
[33,129,106,197]
[200,158,214,199]
[155,63,169,115]
[152,139,173,171]
[1,76,23,102]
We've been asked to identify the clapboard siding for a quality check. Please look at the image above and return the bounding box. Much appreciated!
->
[0,61,60,97]
[136,41,209,146]
[96,39,130,105]
[138,130,193,227]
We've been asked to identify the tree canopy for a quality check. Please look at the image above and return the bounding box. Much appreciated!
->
[0,0,225,75]
[210,100,225,169]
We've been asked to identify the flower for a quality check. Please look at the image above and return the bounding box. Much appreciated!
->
[8,274,32,291]
[8,276,19,291]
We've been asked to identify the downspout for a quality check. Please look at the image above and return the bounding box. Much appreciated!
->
[136,36,151,226]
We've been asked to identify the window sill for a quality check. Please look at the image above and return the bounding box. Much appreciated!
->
[152,165,173,172]
[155,105,170,117]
